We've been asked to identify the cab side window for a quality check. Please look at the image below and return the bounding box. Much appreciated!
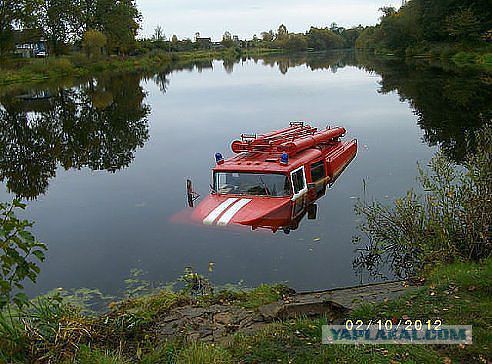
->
[292,167,306,195]
[310,160,326,182]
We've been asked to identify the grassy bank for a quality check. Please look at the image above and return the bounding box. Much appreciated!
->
[360,44,492,73]
[0,48,282,86]
[407,44,492,72]
[1,260,490,363]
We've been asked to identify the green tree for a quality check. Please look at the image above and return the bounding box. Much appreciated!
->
[29,0,84,55]
[360,0,491,48]
[307,27,345,50]
[276,24,288,41]
[94,0,141,54]
[0,0,25,57]
[284,34,308,51]
[261,30,274,42]
[82,29,106,58]
[330,22,344,35]
[445,8,481,41]
[379,6,396,19]
[221,31,233,48]
[0,200,46,309]
[341,26,363,47]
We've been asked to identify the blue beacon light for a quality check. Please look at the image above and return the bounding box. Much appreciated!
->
[215,152,224,164]
[280,152,289,165]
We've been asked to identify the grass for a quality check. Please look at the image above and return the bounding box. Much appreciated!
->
[109,290,189,324]
[194,283,290,309]
[69,345,131,364]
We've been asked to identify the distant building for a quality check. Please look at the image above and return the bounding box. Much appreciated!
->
[13,29,47,58]
[195,37,212,49]
[232,35,239,42]
[211,41,224,49]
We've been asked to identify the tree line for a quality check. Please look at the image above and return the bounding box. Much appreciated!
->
[0,0,141,57]
[356,0,491,54]
[139,23,365,54]
[255,23,363,51]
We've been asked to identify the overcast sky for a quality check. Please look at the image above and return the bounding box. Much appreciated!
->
[137,0,402,41]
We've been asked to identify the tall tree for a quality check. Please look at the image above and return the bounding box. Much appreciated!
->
[222,31,233,47]
[153,25,165,41]
[276,24,288,41]
[445,8,481,41]
[261,30,274,42]
[94,0,141,54]
[0,0,25,56]
[29,0,83,55]
[82,29,106,57]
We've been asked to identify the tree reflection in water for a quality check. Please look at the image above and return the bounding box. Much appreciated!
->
[0,73,150,199]
[257,51,491,163]
[0,52,490,205]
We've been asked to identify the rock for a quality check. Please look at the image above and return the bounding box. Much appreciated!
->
[258,302,283,321]
[214,312,233,325]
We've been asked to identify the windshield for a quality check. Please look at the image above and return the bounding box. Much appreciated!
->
[214,172,291,196]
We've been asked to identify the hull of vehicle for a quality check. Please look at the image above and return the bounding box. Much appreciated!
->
[188,138,357,232]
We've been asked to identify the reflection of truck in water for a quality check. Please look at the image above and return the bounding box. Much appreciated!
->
[188,122,357,233]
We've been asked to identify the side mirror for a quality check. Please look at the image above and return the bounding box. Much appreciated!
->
[187,179,200,207]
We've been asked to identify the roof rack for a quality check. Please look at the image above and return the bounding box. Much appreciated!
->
[231,123,346,155]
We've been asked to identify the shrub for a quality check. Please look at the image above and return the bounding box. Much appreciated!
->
[0,200,47,309]
[48,57,75,74]
[354,126,492,278]
[82,30,107,59]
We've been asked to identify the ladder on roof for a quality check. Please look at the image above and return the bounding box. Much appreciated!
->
[231,122,342,154]
[240,122,316,146]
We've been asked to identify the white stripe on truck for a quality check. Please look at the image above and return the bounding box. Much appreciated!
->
[216,198,252,226]
[202,198,238,225]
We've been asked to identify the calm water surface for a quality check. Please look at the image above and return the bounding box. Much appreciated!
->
[0,52,489,297]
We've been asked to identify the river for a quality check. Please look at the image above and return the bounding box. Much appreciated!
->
[0,51,489,298]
